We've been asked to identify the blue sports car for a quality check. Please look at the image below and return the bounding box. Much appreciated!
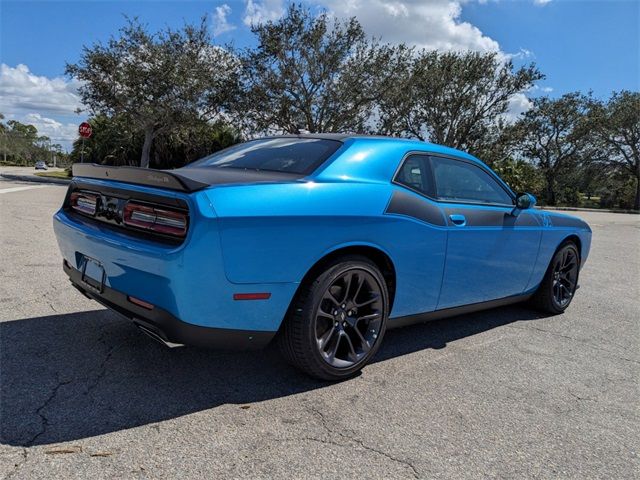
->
[53,135,591,380]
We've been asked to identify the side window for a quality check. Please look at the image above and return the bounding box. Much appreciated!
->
[395,155,434,197]
[431,156,513,205]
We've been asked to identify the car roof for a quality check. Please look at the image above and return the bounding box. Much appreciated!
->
[269,133,479,162]
[270,133,417,142]
[269,133,472,154]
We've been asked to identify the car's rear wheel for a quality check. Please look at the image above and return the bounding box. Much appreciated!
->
[531,241,580,314]
[278,255,389,380]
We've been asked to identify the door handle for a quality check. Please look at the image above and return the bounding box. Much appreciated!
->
[449,214,466,226]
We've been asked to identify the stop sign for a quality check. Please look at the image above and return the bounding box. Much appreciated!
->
[78,122,92,138]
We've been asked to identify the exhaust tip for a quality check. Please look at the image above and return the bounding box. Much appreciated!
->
[134,322,184,349]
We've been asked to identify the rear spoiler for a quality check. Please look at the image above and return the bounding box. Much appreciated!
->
[72,164,209,193]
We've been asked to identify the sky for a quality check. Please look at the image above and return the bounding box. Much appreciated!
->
[0,0,638,149]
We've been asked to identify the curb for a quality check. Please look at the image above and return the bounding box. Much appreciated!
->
[0,173,71,186]
[538,206,639,215]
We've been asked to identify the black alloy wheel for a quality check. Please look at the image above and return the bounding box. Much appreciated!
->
[314,269,384,369]
[551,246,579,308]
[531,242,580,314]
[278,255,389,380]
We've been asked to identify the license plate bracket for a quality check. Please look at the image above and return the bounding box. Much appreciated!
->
[81,256,105,293]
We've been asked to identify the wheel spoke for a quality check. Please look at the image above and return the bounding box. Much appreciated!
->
[317,309,334,320]
[356,294,379,308]
[318,326,337,351]
[357,312,381,323]
[353,275,365,302]
[352,326,370,351]
[343,332,358,361]
[323,290,341,307]
[327,332,341,361]
[341,272,353,304]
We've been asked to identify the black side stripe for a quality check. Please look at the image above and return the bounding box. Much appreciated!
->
[385,190,447,226]
[443,208,540,227]
[547,215,589,229]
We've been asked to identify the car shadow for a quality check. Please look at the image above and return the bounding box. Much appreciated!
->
[1,304,547,447]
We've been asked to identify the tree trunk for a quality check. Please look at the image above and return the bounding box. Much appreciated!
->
[634,175,640,211]
[545,174,556,206]
[140,127,154,169]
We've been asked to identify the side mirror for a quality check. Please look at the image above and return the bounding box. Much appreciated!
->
[513,193,536,215]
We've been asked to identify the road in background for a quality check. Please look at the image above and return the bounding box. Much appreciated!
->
[0,166,67,177]
[1,180,638,479]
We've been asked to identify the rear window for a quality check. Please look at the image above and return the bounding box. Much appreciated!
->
[188,138,342,175]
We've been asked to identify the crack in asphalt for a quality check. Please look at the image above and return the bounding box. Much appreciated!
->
[85,329,119,396]
[22,327,118,448]
[307,405,420,478]
[25,378,72,447]
[506,324,639,364]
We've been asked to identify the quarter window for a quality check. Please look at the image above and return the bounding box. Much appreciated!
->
[431,156,513,205]
[395,155,434,196]
[188,138,342,175]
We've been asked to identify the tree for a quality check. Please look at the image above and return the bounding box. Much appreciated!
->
[492,157,544,197]
[588,91,640,210]
[511,93,591,206]
[150,119,242,169]
[0,119,43,165]
[69,115,142,165]
[235,4,408,135]
[70,114,241,169]
[66,17,239,168]
[376,50,543,154]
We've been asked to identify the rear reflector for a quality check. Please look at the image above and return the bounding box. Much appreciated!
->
[123,202,188,238]
[69,191,98,216]
[128,295,154,310]
[233,293,272,301]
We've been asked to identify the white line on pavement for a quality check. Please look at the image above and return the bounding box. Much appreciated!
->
[0,185,52,194]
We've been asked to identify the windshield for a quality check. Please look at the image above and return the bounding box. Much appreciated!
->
[188,138,342,175]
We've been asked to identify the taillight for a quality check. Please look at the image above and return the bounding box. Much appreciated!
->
[123,202,188,237]
[69,191,98,216]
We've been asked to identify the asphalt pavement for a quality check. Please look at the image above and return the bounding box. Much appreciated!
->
[0,179,638,479]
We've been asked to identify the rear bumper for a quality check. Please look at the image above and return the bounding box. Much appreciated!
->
[63,261,275,350]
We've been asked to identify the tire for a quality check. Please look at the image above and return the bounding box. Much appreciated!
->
[278,255,389,381]
[530,241,580,314]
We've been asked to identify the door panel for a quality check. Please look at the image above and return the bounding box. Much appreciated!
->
[437,204,542,309]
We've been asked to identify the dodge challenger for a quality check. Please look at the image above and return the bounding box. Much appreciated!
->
[53,135,591,380]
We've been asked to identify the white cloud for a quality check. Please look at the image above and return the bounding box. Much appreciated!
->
[243,0,285,27]
[239,1,519,57]
[322,0,500,53]
[0,64,81,116]
[212,4,236,36]
[503,92,532,122]
[529,84,554,93]
[533,0,552,6]
[509,48,534,60]
[21,113,78,145]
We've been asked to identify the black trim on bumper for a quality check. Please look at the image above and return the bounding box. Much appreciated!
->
[63,261,275,350]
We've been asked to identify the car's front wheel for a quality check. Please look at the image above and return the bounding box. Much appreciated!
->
[531,241,580,314]
[278,255,389,380]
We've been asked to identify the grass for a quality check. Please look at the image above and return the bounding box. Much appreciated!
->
[34,170,71,179]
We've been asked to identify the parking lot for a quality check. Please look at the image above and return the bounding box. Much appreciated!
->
[1,179,638,479]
